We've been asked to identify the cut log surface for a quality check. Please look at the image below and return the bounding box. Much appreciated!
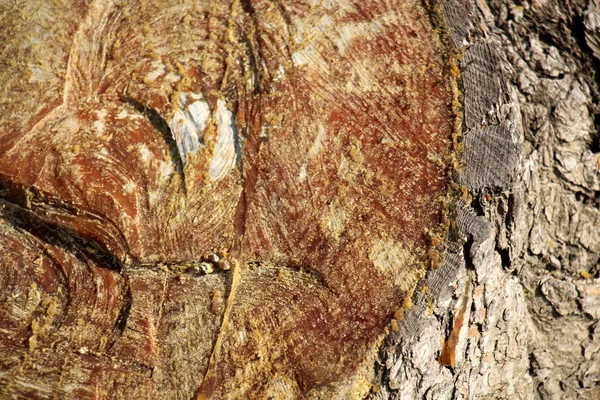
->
[0,1,455,399]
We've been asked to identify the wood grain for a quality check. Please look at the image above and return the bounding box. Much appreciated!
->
[0,1,456,398]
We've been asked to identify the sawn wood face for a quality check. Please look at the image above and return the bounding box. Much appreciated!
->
[0,0,454,398]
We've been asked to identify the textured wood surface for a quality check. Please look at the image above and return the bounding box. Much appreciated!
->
[0,1,458,398]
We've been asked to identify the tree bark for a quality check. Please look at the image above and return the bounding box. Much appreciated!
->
[1,1,599,399]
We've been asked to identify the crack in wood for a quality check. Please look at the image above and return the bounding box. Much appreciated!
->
[121,96,187,193]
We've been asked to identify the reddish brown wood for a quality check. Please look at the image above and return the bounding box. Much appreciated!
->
[0,1,455,398]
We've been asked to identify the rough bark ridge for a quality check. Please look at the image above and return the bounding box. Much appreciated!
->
[373,0,600,399]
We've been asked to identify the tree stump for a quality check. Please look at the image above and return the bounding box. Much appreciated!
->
[1,0,599,399]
